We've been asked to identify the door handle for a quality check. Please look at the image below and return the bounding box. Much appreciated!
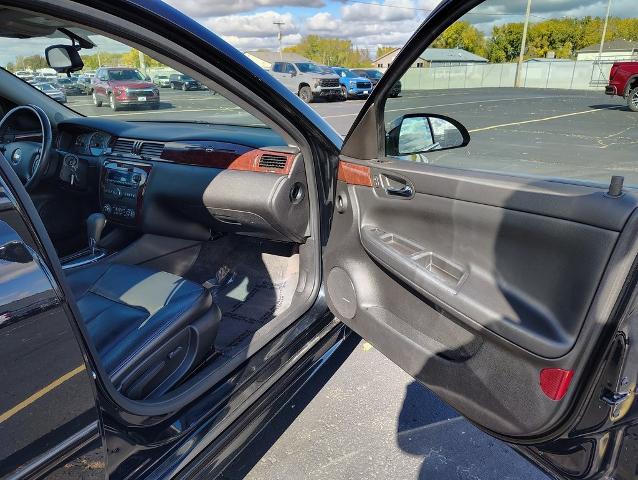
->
[386,184,414,197]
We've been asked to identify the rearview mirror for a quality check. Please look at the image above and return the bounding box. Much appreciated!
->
[45,45,84,74]
[386,113,470,156]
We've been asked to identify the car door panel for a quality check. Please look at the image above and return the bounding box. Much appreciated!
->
[325,157,638,438]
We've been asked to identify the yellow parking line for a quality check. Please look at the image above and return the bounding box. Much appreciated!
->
[0,364,86,424]
[469,105,622,133]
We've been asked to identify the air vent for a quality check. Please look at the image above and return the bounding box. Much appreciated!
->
[140,142,165,158]
[111,138,135,155]
[258,153,287,170]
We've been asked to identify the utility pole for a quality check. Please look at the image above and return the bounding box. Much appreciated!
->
[138,50,146,75]
[273,21,285,61]
[514,0,532,88]
[598,0,613,60]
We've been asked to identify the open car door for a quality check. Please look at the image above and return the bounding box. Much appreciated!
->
[324,1,638,479]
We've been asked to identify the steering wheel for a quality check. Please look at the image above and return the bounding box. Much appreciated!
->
[0,105,53,191]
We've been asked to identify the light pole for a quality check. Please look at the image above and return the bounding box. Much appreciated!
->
[273,21,285,61]
[514,0,532,88]
[598,0,613,60]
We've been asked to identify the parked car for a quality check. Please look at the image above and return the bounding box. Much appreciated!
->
[153,74,171,87]
[351,68,402,97]
[1,2,638,480]
[32,82,66,103]
[14,70,34,82]
[169,73,203,90]
[55,76,82,95]
[606,61,638,111]
[92,67,160,110]
[270,61,342,103]
[330,67,373,99]
[77,72,96,94]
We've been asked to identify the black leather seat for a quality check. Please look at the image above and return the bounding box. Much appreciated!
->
[66,263,220,399]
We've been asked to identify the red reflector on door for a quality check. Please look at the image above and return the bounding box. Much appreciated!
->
[540,368,574,401]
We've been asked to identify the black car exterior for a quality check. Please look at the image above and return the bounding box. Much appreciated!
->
[169,73,202,91]
[351,68,401,97]
[1,1,638,480]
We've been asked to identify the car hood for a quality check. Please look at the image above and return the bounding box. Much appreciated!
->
[346,76,372,83]
[109,81,155,89]
[314,73,340,80]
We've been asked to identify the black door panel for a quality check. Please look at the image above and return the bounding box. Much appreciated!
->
[325,158,638,438]
[355,184,617,358]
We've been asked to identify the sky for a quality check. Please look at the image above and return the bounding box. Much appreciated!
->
[162,0,637,54]
[0,0,636,67]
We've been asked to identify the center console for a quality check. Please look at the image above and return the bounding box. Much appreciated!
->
[100,159,151,225]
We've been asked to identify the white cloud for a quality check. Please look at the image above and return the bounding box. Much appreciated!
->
[341,0,416,23]
[204,11,297,39]
[164,0,325,17]
[304,10,423,52]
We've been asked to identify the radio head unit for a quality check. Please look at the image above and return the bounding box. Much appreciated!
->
[100,159,151,225]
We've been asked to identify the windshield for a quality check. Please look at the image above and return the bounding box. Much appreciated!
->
[107,69,145,81]
[0,34,264,127]
[295,62,323,74]
[366,70,382,79]
[337,69,356,78]
[35,83,56,92]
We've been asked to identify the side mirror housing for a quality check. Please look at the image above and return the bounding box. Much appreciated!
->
[45,45,84,74]
[386,113,470,156]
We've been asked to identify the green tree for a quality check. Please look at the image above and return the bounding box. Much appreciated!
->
[433,21,487,57]
[21,54,47,71]
[285,35,370,67]
[376,46,396,59]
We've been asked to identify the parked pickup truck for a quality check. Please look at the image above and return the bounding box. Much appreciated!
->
[270,61,342,103]
[606,62,638,111]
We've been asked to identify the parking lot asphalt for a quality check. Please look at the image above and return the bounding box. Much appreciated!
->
[221,336,549,480]
[68,86,636,185]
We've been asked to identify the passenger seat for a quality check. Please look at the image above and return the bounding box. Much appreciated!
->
[66,263,221,399]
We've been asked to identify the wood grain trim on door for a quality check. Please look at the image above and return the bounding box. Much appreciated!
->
[338,161,372,187]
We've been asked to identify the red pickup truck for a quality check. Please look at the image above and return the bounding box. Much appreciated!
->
[606,61,638,111]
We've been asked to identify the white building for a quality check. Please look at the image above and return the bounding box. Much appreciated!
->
[576,40,638,61]
[372,47,488,69]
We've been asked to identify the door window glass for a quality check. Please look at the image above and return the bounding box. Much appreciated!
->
[383,0,638,186]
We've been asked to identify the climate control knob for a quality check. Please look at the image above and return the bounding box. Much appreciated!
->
[103,204,112,215]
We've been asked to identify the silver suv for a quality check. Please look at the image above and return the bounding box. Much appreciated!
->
[270,61,341,103]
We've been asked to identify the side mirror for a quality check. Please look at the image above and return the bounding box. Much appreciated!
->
[45,45,84,74]
[145,75,151,81]
[290,71,296,77]
[0,241,32,264]
[386,113,470,156]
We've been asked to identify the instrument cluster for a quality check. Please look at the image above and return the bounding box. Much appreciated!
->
[72,131,112,156]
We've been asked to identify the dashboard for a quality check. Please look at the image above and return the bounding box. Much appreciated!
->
[53,118,309,243]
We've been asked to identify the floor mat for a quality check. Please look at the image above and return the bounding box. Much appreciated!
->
[184,235,299,357]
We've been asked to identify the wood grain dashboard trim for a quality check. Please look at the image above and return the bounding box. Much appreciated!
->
[159,141,294,174]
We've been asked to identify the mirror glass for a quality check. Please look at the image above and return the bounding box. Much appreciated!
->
[46,47,73,69]
[398,116,465,154]
[398,116,434,154]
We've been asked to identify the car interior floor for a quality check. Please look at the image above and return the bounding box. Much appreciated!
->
[183,233,300,361]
